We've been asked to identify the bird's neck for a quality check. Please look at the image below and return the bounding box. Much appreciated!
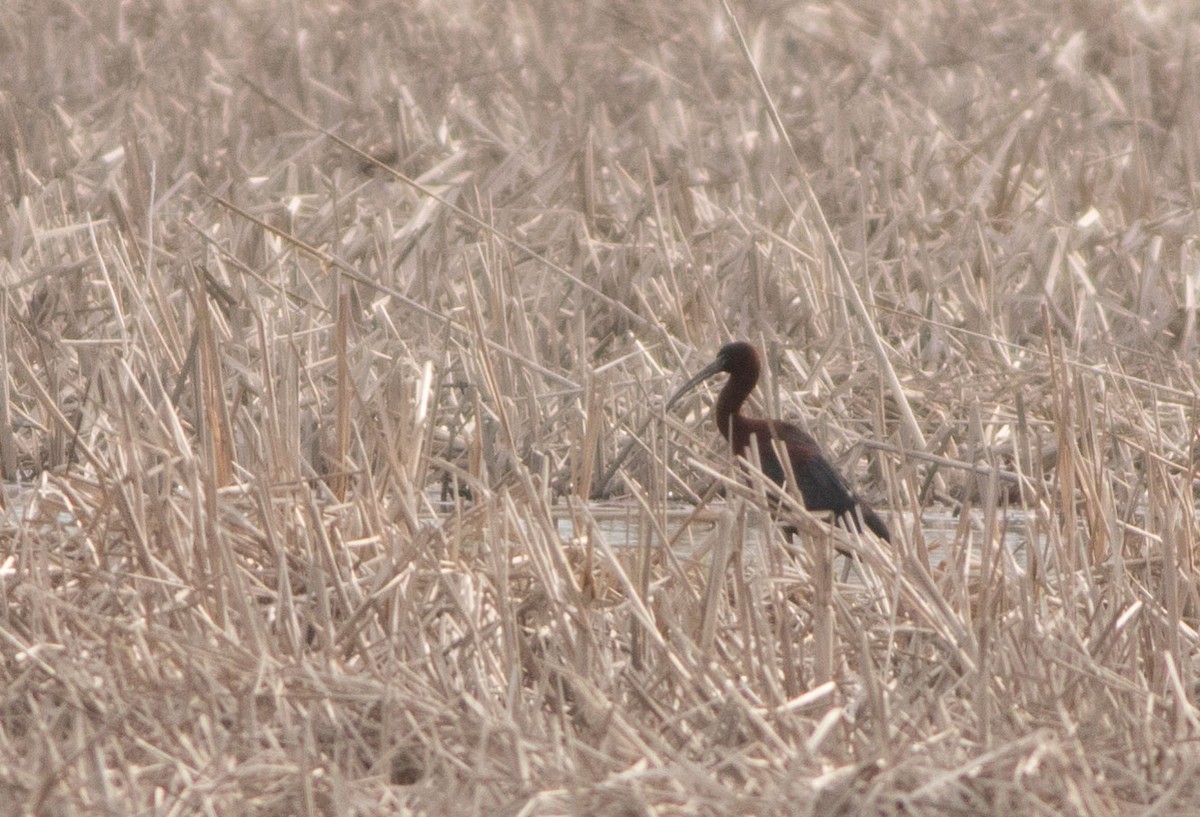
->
[715,369,757,442]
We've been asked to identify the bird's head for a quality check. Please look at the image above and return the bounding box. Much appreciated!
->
[664,341,760,410]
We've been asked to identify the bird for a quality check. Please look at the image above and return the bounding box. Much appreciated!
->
[665,341,890,543]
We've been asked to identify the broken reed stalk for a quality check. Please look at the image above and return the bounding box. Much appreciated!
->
[192,264,235,488]
[330,281,352,500]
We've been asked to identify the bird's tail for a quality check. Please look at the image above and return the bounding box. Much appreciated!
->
[845,502,891,543]
[860,504,891,543]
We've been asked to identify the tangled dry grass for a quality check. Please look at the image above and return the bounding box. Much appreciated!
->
[2,1,1199,814]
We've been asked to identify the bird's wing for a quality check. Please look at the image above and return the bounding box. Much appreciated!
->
[755,420,890,541]
[766,421,857,515]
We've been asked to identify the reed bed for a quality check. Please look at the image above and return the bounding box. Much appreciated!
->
[1,1,1198,814]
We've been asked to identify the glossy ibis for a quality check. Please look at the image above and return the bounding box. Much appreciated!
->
[666,341,890,542]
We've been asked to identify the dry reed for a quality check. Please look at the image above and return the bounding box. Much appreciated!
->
[1,1,1199,814]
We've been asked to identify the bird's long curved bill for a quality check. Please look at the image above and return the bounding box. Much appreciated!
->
[664,358,725,411]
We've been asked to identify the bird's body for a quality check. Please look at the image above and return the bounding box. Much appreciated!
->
[667,341,890,542]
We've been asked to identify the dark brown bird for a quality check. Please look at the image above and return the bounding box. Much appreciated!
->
[666,341,890,542]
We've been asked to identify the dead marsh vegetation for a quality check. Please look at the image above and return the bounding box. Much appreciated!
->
[2,0,1200,814]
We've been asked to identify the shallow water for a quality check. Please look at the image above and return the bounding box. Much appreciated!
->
[550,501,1040,570]
[2,478,1044,572]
